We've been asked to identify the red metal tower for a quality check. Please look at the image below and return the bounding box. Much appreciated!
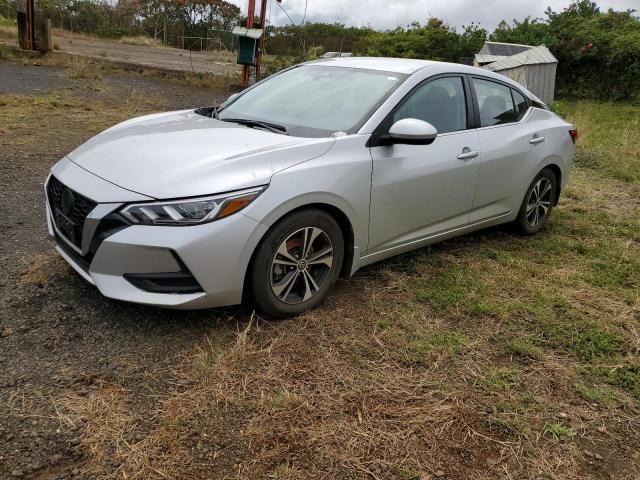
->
[241,0,269,86]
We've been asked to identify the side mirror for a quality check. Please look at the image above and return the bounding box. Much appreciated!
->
[388,118,438,145]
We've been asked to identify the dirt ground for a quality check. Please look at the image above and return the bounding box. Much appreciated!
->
[0,62,235,479]
[1,59,639,480]
[53,30,239,76]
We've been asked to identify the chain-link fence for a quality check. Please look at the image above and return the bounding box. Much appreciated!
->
[162,29,235,52]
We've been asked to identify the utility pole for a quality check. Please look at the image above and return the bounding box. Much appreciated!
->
[241,0,256,86]
[17,0,35,50]
[255,0,268,80]
[240,0,268,86]
[26,0,34,50]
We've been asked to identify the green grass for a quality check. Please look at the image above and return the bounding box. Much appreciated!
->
[393,99,640,403]
[575,383,621,408]
[544,423,577,440]
[540,320,625,360]
[603,364,640,400]
[0,15,16,27]
[553,99,640,182]
[482,367,521,393]
[503,338,543,361]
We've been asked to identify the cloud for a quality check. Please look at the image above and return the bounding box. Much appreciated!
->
[228,0,638,31]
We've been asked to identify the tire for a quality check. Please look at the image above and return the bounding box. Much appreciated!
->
[250,209,344,318]
[515,168,558,235]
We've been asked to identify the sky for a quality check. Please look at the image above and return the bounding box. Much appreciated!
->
[228,0,639,31]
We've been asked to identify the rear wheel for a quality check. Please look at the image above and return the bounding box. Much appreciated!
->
[515,168,557,235]
[250,210,344,318]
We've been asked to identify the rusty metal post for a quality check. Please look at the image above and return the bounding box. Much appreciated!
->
[17,0,36,50]
[241,0,256,86]
[25,0,35,50]
[255,0,268,81]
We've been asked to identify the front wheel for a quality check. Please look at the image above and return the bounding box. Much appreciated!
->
[515,168,558,235]
[250,209,344,318]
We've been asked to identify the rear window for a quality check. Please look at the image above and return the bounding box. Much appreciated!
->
[512,89,529,121]
[472,78,516,127]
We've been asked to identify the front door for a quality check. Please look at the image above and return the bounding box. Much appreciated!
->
[368,76,481,254]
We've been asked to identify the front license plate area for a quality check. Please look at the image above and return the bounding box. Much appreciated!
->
[55,210,78,245]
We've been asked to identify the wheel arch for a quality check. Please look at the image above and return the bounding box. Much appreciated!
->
[544,163,562,206]
[242,201,358,303]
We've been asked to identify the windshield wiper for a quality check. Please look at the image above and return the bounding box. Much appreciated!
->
[220,118,288,135]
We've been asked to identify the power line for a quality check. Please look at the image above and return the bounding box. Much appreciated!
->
[274,0,309,52]
[275,0,309,27]
[275,0,298,27]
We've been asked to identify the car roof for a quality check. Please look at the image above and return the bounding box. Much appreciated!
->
[307,57,438,74]
[305,56,545,105]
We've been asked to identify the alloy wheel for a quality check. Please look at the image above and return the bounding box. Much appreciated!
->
[270,227,334,304]
[526,177,553,227]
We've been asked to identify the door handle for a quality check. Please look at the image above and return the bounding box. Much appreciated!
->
[457,150,479,160]
[529,136,545,144]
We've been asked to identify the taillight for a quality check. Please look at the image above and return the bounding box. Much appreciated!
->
[569,129,578,144]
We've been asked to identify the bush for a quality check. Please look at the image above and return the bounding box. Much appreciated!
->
[0,15,16,27]
[491,1,640,102]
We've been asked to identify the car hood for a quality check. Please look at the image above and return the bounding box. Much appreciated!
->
[67,110,335,199]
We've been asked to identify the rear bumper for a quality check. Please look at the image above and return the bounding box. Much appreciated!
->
[46,160,268,309]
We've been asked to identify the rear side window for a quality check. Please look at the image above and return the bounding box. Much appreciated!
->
[512,89,529,121]
[393,77,467,134]
[472,78,516,127]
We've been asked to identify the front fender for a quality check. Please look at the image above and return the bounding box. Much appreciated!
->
[241,134,373,275]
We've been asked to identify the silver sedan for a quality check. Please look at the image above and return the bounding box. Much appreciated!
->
[45,57,576,317]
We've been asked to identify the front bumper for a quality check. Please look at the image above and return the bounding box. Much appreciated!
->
[46,159,268,309]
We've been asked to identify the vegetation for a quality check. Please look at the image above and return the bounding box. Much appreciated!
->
[271,1,639,101]
[492,1,640,101]
[1,1,637,99]
[355,19,487,63]
[0,0,241,40]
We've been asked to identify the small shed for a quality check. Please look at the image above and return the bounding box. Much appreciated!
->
[482,44,558,105]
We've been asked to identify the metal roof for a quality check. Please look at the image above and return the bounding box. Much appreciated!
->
[232,27,263,39]
[478,41,533,57]
[474,54,507,64]
[483,45,558,71]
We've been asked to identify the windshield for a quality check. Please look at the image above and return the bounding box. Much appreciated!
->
[218,65,408,138]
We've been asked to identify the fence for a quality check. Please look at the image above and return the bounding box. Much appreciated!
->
[160,28,236,52]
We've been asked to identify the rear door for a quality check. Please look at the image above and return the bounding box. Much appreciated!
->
[469,77,549,222]
[368,75,481,254]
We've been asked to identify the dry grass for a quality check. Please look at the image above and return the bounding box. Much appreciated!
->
[118,35,162,47]
[19,253,69,287]
[90,101,636,478]
[0,44,236,90]
[2,71,634,479]
[0,24,17,40]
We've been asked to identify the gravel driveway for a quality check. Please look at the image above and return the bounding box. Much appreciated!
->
[54,32,239,76]
[0,62,244,479]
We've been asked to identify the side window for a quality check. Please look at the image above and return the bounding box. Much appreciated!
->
[512,89,529,121]
[472,78,516,127]
[392,77,467,134]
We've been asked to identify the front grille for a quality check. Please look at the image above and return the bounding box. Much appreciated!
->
[53,214,130,272]
[47,176,97,249]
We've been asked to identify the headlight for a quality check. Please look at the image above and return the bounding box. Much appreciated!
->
[120,186,265,226]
